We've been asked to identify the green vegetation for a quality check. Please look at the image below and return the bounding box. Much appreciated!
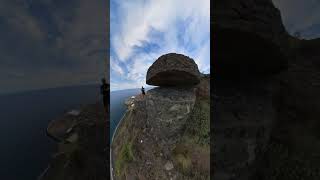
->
[115,141,134,177]
[186,98,210,145]
[171,97,210,179]
[173,141,210,179]
[173,144,192,172]
[112,109,141,178]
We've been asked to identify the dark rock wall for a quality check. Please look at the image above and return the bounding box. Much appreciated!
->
[213,0,289,80]
[213,78,279,180]
[213,0,320,179]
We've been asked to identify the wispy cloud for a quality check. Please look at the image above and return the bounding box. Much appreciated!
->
[110,0,210,91]
[110,56,125,76]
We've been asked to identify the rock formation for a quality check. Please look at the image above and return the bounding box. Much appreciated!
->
[111,53,210,179]
[213,0,320,179]
[39,103,109,180]
[256,37,320,180]
[213,0,288,79]
[146,53,201,86]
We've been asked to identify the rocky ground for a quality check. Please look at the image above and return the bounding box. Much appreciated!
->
[111,53,210,180]
[39,102,109,180]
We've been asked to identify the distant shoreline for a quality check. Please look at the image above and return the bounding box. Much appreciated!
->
[110,108,132,179]
[0,83,99,96]
[111,87,154,93]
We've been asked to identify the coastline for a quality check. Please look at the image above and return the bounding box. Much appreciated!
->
[110,108,131,180]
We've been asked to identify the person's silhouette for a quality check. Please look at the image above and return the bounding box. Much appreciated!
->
[100,78,109,112]
[141,86,145,95]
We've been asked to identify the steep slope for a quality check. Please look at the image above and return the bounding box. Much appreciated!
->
[111,54,210,179]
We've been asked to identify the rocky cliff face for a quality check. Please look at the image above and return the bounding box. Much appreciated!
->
[111,53,210,179]
[213,0,288,79]
[39,103,109,180]
[213,78,279,179]
[256,38,320,180]
[213,0,320,179]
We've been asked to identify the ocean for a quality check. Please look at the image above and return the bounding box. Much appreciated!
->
[0,84,100,180]
[110,88,142,141]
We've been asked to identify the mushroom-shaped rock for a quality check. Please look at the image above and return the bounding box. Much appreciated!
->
[146,53,201,86]
[213,0,288,79]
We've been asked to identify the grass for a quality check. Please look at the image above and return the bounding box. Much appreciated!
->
[171,97,210,178]
[175,154,192,172]
[173,141,210,178]
[115,141,134,177]
[186,98,210,145]
[113,109,141,178]
[173,144,192,172]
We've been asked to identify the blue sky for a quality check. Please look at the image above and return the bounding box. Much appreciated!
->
[110,0,210,91]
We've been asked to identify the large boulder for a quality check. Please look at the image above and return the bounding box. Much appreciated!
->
[213,0,289,79]
[146,53,201,86]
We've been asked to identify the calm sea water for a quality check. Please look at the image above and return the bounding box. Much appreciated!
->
[0,85,100,180]
[110,88,141,141]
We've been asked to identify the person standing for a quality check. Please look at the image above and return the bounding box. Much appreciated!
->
[100,78,109,113]
[141,86,145,95]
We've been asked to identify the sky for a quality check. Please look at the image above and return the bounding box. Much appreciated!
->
[272,0,320,39]
[0,0,320,94]
[0,0,108,94]
[110,0,210,91]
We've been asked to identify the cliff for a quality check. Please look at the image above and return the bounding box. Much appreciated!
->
[39,102,109,180]
[213,0,320,179]
[111,53,210,179]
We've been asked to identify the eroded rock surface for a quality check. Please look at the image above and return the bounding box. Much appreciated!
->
[146,53,201,86]
[146,87,196,142]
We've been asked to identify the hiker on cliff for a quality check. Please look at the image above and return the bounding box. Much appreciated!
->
[100,78,109,112]
[141,86,145,95]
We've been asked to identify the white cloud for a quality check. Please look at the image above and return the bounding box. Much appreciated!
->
[126,53,153,82]
[111,0,210,91]
[112,0,210,61]
[110,56,125,76]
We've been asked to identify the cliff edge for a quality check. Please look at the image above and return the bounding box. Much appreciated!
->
[39,103,109,180]
[111,53,210,179]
